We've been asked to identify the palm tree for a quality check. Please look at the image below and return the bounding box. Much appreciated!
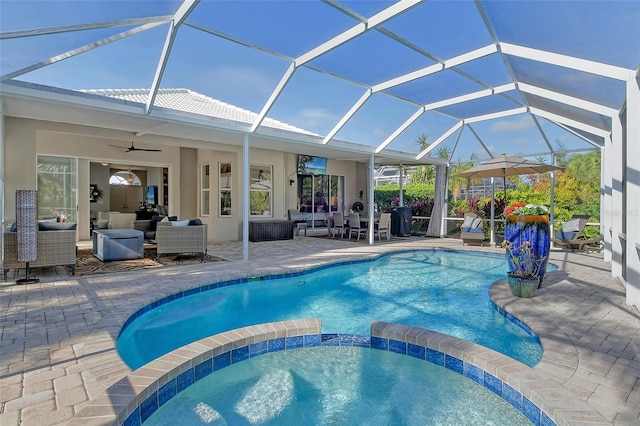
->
[413,134,433,184]
[448,153,477,201]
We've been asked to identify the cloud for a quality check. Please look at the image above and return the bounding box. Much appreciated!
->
[294,108,338,129]
[490,115,535,133]
[373,128,388,137]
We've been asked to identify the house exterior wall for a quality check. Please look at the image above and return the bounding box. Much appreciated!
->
[180,147,198,221]
[2,117,362,242]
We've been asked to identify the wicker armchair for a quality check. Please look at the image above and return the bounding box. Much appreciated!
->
[155,222,208,261]
[108,213,136,229]
[3,229,76,279]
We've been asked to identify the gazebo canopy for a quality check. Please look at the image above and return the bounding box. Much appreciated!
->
[1,0,638,165]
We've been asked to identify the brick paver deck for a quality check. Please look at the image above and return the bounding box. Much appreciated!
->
[1,236,638,425]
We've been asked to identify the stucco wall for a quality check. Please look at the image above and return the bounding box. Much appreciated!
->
[2,117,362,242]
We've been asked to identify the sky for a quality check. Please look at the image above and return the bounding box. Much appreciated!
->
[1,0,638,163]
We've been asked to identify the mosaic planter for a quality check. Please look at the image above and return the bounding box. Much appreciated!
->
[505,214,550,283]
[507,273,540,298]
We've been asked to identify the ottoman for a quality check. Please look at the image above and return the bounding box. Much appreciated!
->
[93,229,144,261]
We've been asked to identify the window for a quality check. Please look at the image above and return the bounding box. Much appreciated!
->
[250,165,272,216]
[109,170,141,185]
[201,164,210,216]
[219,163,231,217]
[37,156,77,221]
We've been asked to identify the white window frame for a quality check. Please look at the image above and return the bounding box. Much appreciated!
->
[200,163,210,216]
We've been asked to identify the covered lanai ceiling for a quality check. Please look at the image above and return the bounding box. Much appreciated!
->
[1,0,638,165]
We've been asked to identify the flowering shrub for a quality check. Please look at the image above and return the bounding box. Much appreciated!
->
[410,199,434,217]
[482,196,506,218]
[502,240,546,277]
[504,202,548,216]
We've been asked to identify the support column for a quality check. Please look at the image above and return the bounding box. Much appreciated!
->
[368,154,374,245]
[625,74,640,308]
[602,144,612,263]
[608,117,625,278]
[610,115,623,279]
[0,104,4,264]
[77,159,90,240]
[243,134,249,261]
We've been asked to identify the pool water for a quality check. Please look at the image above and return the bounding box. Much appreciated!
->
[118,250,543,369]
[144,346,532,425]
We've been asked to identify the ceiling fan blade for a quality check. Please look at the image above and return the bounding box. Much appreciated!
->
[109,143,162,152]
[132,147,162,152]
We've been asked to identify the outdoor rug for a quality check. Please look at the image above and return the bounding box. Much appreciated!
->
[67,247,225,276]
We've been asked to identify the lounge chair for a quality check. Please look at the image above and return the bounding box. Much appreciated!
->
[551,215,601,252]
[460,213,484,246]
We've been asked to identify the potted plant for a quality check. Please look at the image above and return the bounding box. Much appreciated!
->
[504,202,551,283]
[503,240,547,297]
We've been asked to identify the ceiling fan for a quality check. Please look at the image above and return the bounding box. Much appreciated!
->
[110,142,162,152]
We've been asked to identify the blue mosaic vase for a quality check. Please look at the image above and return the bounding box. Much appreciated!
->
[505,215,550,283]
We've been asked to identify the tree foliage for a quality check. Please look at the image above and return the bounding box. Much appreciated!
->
[446,151,601,235]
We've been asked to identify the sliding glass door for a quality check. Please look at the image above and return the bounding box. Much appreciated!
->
[297,174,344,227]
[37,156,77,221]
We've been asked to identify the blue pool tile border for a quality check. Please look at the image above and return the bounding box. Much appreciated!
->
[125,332,556,426]
[370,336,555,426]
[118,249,511,337]
[125,332,323,425]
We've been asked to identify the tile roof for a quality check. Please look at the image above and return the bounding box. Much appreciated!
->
[80,88,317,136]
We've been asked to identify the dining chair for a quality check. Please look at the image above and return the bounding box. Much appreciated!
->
[332,212,346,238]
[374,212,391,241]
[288,209,308,236]
[348,212,367,241]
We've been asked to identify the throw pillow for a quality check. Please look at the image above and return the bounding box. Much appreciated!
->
[172,219,189,227]
[562,218,581,233]
[38,222,77,231]
[556,230,576,240]
[160,216,170,223]
[151,215,165,230]
[461,215,475,228]
[471,217,483,229]
[188,219,202,226]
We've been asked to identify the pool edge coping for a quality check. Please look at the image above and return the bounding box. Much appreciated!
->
[76,248,597,426]
[69,318,595,426]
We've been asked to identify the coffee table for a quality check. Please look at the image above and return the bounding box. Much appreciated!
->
[92,229,144,261]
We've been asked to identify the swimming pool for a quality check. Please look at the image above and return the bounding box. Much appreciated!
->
[118,250,544,369]
[143,346,533,425]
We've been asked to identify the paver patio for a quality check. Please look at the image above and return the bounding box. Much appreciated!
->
[1,236,638,425]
